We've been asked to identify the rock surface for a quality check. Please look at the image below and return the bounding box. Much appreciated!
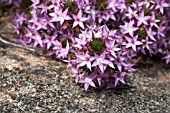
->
[0,43,170,113]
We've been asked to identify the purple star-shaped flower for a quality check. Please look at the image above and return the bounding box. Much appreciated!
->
[13,24,20,35]
[146,27,157,41]
[157,24,166,39]
[92,52,115,73]
[32,32,43,47]
[116,1,126,13]
[50,8,72,25]
[113,72,126,86]
[141,37,153,54]
[43,34,56,49]
[36,19,48,30]
[125,7,138,19]
[31,0,39,7]
[78,73,96,91]
[155,0,169,14]
[72,10,88,29]
[114,54,126,72]
[48,0,61,10]
[105,40,120,58]
[38,2,49,14]
[135,11,150,26]
[142,0,155,8]
[163,52,170,64]
[57,41,69,59]
[70,68,84,83]
[150,12,160,28]
[124,64,136,72]
[125,35,143,51]
[77,52,94,70]
[120,20,138,37]
[15,12,27,25]
[106,0,117,12]
[74,36,87,49]
[53,40,62,55]
[104,9,116,21]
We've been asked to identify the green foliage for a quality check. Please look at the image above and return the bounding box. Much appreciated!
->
[0,2,12,16]
[95,0,107,10]
[166,30,170,51]
[64,0,76,13]
[136,27,146,38]
[0,1,11,7]
[156,15,161,20]
[167,44,170,51]
[82,66,93,74]
[142,7,151,15]
[62,40,67,48]
[89,38,104,54]
[166,30,170,38]
[20,0,32,14]
[126,0,134,4]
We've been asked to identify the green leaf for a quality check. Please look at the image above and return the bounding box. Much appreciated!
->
[126,0,134,4]
[20,0,32,12]
[136,27,146,38]
[142,7,151,15]
[62,40,67,48]
[165,31,170,37]
[167,44,170,51]
[95,0,107,10]
[64,0,76,13]
[156,15,161,20]
[90,38,104,54]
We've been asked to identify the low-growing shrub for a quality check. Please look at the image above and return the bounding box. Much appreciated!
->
[1,0,170,91]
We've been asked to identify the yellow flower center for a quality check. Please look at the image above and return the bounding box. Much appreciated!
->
[98,58,102,64]
[85,77,90,83]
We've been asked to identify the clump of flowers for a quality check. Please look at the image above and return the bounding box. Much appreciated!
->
[2,0,170,91]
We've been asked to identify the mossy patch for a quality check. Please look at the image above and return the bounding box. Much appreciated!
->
[95,0,107,10]
[89,38,105,54]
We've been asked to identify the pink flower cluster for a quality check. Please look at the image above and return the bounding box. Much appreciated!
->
[3,0,170,91]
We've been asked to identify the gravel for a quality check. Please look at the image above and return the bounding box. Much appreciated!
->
[0,43,170,113]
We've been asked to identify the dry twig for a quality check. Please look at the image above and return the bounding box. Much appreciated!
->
[0,32,44,55]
